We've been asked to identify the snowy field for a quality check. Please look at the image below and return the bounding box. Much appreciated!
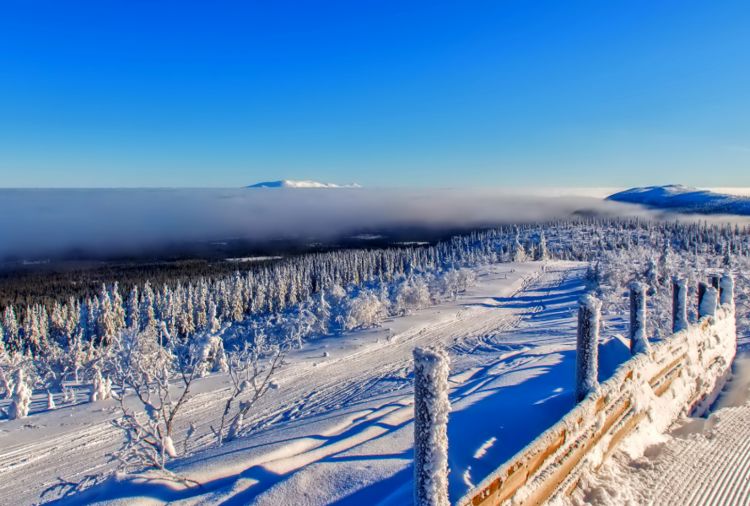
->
[0,261,627,505]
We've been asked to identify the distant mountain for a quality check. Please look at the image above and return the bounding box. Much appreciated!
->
[607,185,750,216]
[247,179,361,189]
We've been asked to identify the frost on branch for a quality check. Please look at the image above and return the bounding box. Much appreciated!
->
[109,323,205,480]
[212,329,286,445]
[413,346,450,506]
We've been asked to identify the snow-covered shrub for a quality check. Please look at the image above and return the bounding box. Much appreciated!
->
[109,324,210,475]
[90,365,112,402]
[394,278,432,315]
[195,333,228,376]
[212,332,286,445]
[8,368,32,420]
[344,290,387,331]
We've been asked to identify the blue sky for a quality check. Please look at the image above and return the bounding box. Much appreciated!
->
[0,1,748,188]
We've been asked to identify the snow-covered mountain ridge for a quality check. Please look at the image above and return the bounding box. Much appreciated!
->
[247,179,361,189]
[607,184,750,215]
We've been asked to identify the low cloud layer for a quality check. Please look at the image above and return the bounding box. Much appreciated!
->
[0,187,725,261]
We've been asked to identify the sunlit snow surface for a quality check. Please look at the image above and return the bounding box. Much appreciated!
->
[1,262,628,505]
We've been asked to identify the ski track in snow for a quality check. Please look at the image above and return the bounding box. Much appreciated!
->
[0,261,590,505]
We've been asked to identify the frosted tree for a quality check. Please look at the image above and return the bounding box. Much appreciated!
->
[8,368,32,420]
[212,333,286,445]
[140,281,156,331]
[110,323,209,478]
[511,234,527,262]
[126,287,140,332]
[90,364,112,402]
[535,231,549,261]
[2,307,19,353]
[344,290,387,331]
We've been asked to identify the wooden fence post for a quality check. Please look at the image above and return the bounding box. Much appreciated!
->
[629,282,650,354]
[672,277,688,332]
[413,347,450,506]
[576,295,601,402]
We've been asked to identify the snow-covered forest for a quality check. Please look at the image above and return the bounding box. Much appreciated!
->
[1,217,749,502]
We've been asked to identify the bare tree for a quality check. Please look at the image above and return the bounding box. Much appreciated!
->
[211,331,286,446]
[110,323,205,482]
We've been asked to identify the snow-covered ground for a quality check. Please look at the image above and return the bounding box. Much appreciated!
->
[0,261,622,505]
[569,352,750,506]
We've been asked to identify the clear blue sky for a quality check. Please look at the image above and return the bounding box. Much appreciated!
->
[1,1,748,188]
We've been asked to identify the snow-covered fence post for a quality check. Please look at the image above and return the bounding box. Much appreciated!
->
[576,295,601,403]
[698,281,708,311]
[413,346,450,506]
[699,286,718,318]
[719,272,734,307]
[629,282,650,355]
[672,277,688,333]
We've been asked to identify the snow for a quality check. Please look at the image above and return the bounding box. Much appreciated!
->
[0,245,745,506]
[0,262,598,505]
[607,184,750,216]
[457,290,737,506]
[246,180,362,189]
[569,352,750,506]
[699,286,719,317]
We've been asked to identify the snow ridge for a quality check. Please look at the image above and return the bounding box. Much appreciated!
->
[606,184,750,215]
[247,179,362,189]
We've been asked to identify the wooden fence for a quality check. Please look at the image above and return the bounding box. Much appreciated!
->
[455,275,736,506]
[413,273,737,506]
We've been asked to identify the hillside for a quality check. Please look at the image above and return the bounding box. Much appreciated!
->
[247,179,361,189]
[606,185,750,215]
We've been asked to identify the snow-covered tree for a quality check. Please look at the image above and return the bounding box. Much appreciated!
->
[8,368,32,419]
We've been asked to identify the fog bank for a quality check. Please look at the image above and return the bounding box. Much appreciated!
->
[0,187,687,260]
